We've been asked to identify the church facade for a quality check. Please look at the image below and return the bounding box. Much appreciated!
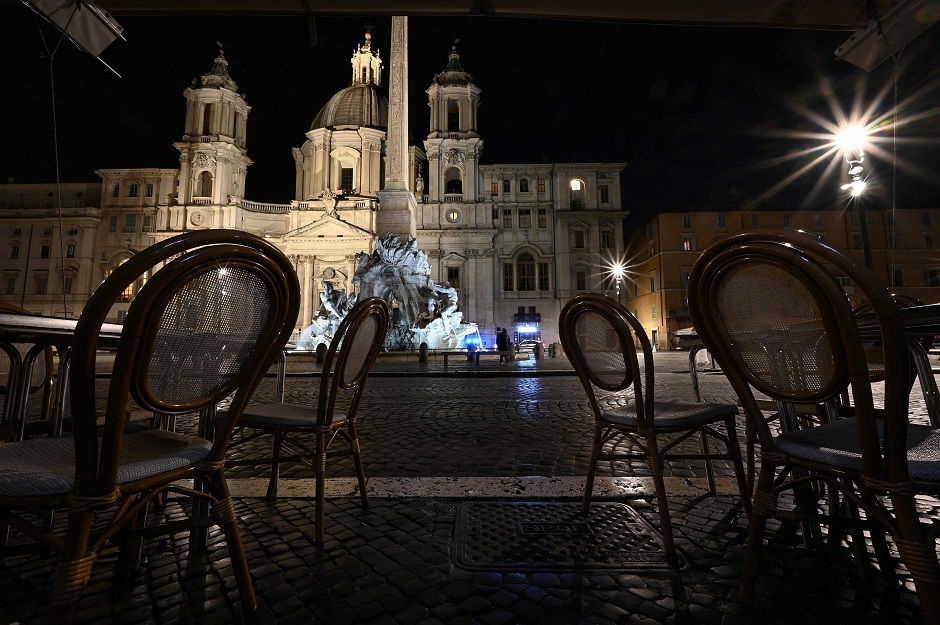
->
[0,32,627,347]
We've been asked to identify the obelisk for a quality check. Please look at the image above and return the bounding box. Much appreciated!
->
[376,15,418,239]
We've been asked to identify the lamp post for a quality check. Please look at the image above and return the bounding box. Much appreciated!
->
[837,123,873,268]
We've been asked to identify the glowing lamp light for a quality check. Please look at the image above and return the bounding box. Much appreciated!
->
[517,324,538,334]
[835,123,869,199]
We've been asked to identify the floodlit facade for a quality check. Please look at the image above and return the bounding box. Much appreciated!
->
[626,206,940,351]
[0,33,628,346]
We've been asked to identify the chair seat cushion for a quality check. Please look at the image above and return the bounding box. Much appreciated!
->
[776,417,940,481]
[238,402,348,428]
[0,428,212,497]
[599,400,738,429]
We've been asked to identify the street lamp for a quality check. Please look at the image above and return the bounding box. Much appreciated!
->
[836,123,873,268]
[610,262,625,304]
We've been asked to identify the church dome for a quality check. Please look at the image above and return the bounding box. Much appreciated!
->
[310,84,388,131]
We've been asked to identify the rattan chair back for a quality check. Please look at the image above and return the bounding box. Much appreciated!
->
[318,297,390,428]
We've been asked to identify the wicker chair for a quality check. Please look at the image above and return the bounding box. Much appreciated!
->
[688,228,940,622]
[0,302,55,440]
[0,230,300,624]
[226,296,389,543]
[559,293,751,558]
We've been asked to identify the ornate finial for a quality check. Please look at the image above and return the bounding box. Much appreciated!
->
[216,41,224,56]
[453,38,459,51]
[364,22,373,39]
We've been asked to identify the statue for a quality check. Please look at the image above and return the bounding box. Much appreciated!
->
[297,233,479,351]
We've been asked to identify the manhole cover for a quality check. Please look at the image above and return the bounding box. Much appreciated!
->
[454,501,679,572]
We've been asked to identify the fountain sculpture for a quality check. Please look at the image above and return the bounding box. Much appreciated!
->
[296,234,479,351]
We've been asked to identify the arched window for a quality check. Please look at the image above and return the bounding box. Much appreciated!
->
[198,171,213,197]
[202,104,213,134]
[517,253,535,291]
[444,167,462,196]
[128,183,139,197]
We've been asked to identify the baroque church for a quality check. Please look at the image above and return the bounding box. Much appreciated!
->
[0,30,627,347]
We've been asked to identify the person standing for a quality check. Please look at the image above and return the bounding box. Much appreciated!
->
[496,327,511,364]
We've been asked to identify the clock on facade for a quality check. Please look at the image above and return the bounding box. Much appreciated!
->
[190,210,206,226]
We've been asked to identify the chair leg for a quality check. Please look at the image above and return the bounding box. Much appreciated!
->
[347,420,369,509]
[51,509,97,624]
[266,431,285,500]
[739,463,775,604]
[700,430,716,495]
[582,423,603,514]
[725,417,752,517]
[890,493,940,624]
[645,434,676,556]
[315,428,327,544]
[209,480,258,617]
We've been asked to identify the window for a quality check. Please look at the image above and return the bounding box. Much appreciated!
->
[890,264,904,287]
[129,183,139,197]
[850,212,859,227]
[852,233,863,250]
[569,179,584,209]
[491,181,499,196]
[648,242,655,258]
[887,234,897,249]
[517,253,535,291]
[502,264,514,291]
[447,266,460,289]
[502,209,512,228]
[927,234,934,250]
[927,268,940,287]
[537,178,545,193]
[814,213,823,227]
[4,277,14,296]
[681,236,696,251]
[340,168,354,191]
[112,184,120,198]
[600,230,613,250]
[62,275,73,295]
[35,275,47,295]
[575,270,587,291]
[9,244,19,259]
[66,244,75,258]
[519,178,529,193]
[598,185,610,204]
[146,183,154,197]
[538,263,550,291]
[682,214,691,228]
[123,213,137,233]
[649,274,657,293]
[42,227,52,236]
[717,213,725,228]
[67,227,78,236]
[40,244,50,259]
[518,209,531,229]
[751,214,759,227]
[446,209,460,223]
[12,227,21,236]
[108,216,118,233]
[886,213,895,226]
[573,230,586,249]
[782,213,790,227]
[651,305,657,320]
[645,223,653,237]
[142,215,153,232]
[681,269,692,290]
[867,212,875,227]
[537,208,547,229]
[503,179,511,193]
[924,212,932,226]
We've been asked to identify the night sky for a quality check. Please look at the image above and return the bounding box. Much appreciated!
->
[1,5,939,222]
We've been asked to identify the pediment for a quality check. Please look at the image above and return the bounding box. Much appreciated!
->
[442,251,467,263]
[285,214,372,239]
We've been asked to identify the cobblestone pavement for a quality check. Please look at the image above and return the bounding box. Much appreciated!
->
[0,352,935,624]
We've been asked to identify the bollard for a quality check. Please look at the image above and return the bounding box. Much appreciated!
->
[534,342,544,360]
[419,342,429,363]
[315,342,327,364]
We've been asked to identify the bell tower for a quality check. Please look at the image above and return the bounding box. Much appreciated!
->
[423,42,483,203]
[173,44,252,229]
